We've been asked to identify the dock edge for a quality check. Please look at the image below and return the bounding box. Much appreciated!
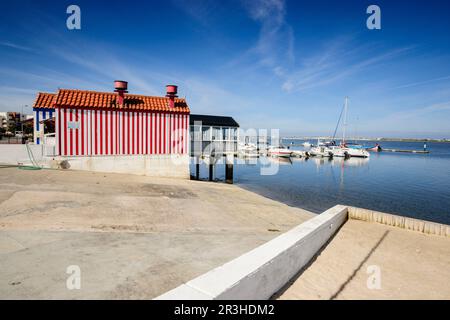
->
[347,206,449,237]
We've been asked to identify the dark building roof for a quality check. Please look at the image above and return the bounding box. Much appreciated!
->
[190,114,239,127]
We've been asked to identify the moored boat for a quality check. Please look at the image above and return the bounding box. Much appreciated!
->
[267,146,292,158]
[366,143,382,152]
[343,146,370,158]
[327,146,348,157]
[238,143,259,157]
[310,145,333,157]
[291,150,309,158]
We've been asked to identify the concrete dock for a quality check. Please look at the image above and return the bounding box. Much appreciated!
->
[0,167,313,299]
[382,148,430,154]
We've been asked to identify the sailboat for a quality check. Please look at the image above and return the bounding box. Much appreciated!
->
[337,97,370,158]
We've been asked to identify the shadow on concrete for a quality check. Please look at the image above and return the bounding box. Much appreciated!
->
[330,230,389,299]
[272,224,389,300]
[271,220,347,299]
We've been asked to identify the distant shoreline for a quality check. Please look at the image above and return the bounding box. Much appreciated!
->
[282,137,450,143]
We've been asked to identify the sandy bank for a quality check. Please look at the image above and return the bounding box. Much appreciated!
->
[278,218,450,300]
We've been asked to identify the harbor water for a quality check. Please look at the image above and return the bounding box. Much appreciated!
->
[191,140,450,225]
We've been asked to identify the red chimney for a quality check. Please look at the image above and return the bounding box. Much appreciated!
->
[114,80,128,106]
[166,84,178,108]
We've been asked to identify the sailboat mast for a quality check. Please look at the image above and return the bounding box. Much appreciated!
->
[342,97,348,145]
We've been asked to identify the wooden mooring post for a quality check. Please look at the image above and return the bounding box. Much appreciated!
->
[195,158,200,180]
[225,154,234,184]
[209,163,214,181]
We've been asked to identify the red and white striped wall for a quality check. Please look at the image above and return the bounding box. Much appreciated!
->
[55,108,189,157]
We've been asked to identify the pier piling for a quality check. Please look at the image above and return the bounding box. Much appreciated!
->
[209,163,213,181]
[225,154,234,184]
[195,157,200,180]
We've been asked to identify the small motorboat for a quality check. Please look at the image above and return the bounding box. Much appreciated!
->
[367,143,382,152]
[267,146,292,158]
[238,143,259,157]
[303,141,312,148]
[344,147,370,158]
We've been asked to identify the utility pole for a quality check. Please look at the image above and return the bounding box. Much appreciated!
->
[21,105,28,143]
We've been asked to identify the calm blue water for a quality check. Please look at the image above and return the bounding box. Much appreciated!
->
[191,141,450,225]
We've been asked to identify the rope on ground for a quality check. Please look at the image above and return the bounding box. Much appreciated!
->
[18,143,42,170]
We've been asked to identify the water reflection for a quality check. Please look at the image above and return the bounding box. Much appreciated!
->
[267,156,293,165]
[236,154,370,170]
[329,157,369,167]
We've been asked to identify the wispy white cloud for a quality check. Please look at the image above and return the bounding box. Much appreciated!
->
[393,75,450,89]
[171,0,221,25]
[423,101,450,112]
[0,41,32,52]
[54,50,159,94]
[234,1,413,94]
[240,0,294,68]
[379,101,450,127]
[282,45,413,92]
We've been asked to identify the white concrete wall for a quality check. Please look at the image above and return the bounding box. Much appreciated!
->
[156,205,348,300]
[0,144,190,178]
[52,154,190,179]
[0,144,44,165]
[348,206,450,237]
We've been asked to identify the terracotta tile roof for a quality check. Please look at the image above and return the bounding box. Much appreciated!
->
[33,92,56,109]
[54,89,190,113]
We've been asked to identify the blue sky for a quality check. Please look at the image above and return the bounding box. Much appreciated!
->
[1,0,450,138]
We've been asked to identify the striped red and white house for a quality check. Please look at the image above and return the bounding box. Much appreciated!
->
[33,84,190,157]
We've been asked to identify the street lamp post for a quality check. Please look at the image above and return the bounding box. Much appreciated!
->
[21,105,28,143]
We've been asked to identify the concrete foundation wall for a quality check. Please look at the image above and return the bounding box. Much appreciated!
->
[348,206,450,237]
[51,154,190,179]
[0,144,190,179]
[0,144,44,165]
[156,205,348,300]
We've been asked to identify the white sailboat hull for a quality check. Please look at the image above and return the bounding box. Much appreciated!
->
[310,146,333,157]
[345,148,370,158]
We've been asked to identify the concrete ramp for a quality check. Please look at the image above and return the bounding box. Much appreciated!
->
[156,205,348,300]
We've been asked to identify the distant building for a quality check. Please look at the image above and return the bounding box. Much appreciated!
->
[6,112,20,132]
[0,112,6,130]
